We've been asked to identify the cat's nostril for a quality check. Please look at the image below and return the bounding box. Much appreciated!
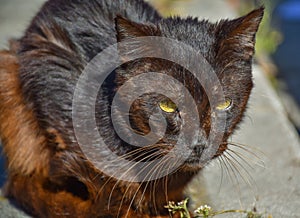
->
[193,144,205,156]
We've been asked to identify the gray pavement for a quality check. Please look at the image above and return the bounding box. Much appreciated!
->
[0,0,300,217]
[0,0,45,48]
[188,66,300,217]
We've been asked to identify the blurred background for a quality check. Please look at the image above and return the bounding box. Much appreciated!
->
[0,0,300,217]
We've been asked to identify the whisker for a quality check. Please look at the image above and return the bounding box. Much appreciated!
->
[223,154,246,208]
[109,144,164,162]
[97,147,161,207]
[151,155,179,216]
[123,155,169,218]
[227,148,265,171]
[151,167,159,215]
[224,151,256,190]
[244,114,254,125]
[98,143,170,212]
[150,157,171,215]
[116,150,166,214]
[229,142,265,157]
[221,155,242,197]
[216,157,225,194]
[164,159,173,205]
[138,158,169,215]
[228,142,266,168]
[227,148,255,171]
[111,150,164,213]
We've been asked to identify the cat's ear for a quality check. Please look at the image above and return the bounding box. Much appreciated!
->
[115,15,160,42]
[216,7,264,60]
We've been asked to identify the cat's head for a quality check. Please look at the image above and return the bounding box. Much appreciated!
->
[106,8,264,174]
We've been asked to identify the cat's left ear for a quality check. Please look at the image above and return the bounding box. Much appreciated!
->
[115,15,160,42]
[216,7,264,60]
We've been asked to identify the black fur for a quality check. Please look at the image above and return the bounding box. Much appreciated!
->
[1,0,264,217]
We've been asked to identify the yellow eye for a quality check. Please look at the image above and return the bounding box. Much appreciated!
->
[216,99,232,111]
[159,100,177,113]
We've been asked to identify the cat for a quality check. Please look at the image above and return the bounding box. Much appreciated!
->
[0,0,263,217]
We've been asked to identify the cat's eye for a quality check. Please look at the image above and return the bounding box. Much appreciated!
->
[216,99,232,111]
[159,100,177,113]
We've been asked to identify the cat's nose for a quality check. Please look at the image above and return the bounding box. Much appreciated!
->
[193,144,205,156]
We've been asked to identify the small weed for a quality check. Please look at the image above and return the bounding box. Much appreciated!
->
[165,198,191,218]
[165,199,272,218]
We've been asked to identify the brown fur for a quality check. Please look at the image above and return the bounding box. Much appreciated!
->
[0,56,187,216]
[0,50,50,176]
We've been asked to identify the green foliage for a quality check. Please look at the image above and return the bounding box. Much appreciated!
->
[166,198,272,218]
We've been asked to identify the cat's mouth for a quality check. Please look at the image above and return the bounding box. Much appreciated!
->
[180,147,207,171]
[179,143,227,172]
[181,158,205,172]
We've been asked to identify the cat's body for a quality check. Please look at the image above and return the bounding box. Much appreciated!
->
[0,0,263,217]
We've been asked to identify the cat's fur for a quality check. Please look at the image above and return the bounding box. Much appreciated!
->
[0,0,263,217]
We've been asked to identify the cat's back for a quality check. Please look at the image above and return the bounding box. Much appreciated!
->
[19,0,161,58]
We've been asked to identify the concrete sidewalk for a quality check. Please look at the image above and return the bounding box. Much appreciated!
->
[188,66,300,217]
[0,0,300,217]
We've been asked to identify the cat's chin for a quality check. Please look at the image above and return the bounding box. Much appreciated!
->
[179,159,205,172]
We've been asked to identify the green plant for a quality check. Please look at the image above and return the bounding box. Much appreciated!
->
[165,199,272,218]
[165,198,191,218]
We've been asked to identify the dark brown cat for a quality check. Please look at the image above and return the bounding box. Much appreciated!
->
[0,0,263,217]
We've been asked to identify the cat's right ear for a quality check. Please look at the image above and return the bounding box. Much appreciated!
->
[115,15,160,42]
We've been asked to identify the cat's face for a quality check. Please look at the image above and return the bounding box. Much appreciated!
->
[106,8,263,173]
